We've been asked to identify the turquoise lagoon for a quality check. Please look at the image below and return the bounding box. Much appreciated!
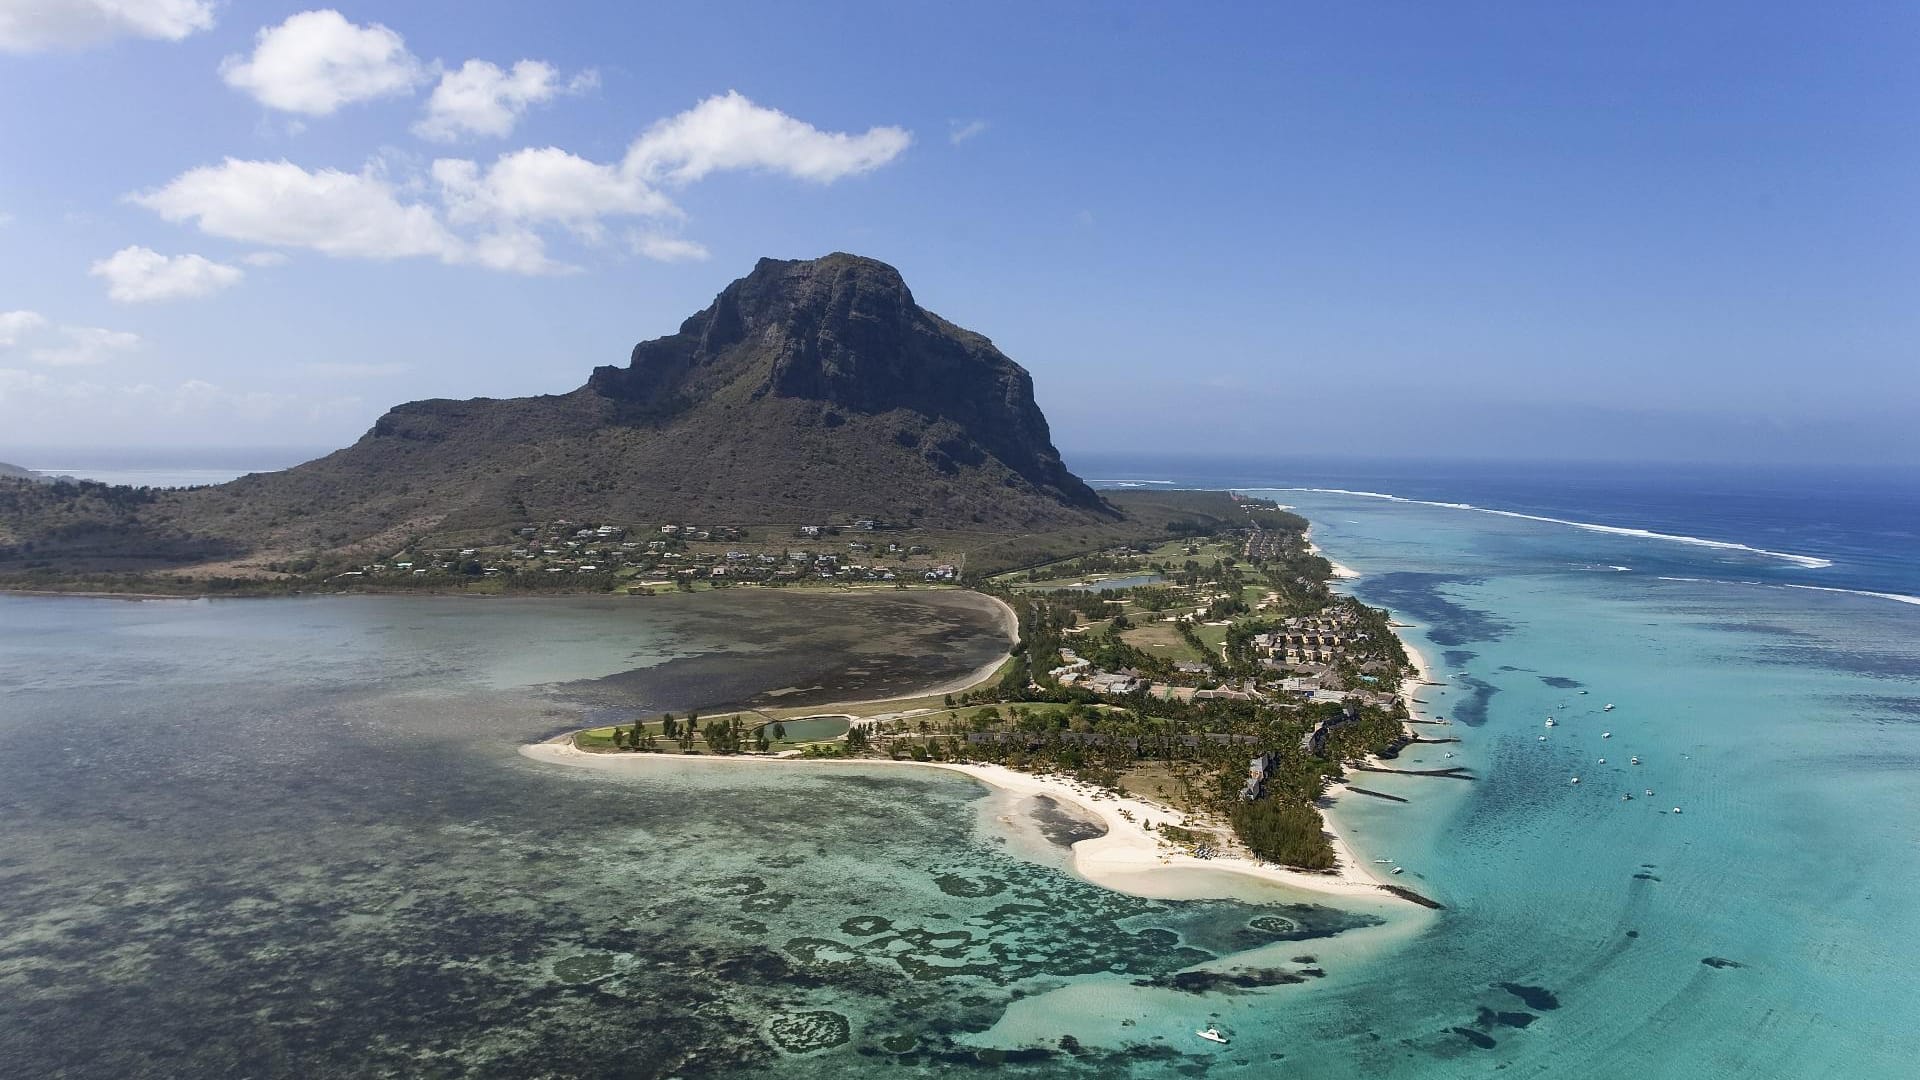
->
[1248,487,1920,1077]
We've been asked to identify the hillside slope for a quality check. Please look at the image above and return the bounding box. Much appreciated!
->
[1,254,1119,571]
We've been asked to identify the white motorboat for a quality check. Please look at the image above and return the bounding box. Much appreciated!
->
[1197,1027,1230,1045]
[1569,776,1581,784]
[1598,758,1607,764]
[1604,703,1615,711]
[1631,757,1641,765]
[1545,718,1556,727]
[1602,731,1612,738]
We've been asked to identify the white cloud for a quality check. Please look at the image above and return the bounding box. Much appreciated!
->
[0,0,214,52]
[131,158,461,261]
[241,251,290,267]
[414,59,595,142]
[460,226,569,275]
[0,309,48,346]
[220,9,424,116]
[132,92,907,277]
[299,361,409,378]
[31,325,143,367]
[90,245,243,303]
[630,233,709,263]
[434,148,673,235]
[948,119,989,145]
[625,90,911,185]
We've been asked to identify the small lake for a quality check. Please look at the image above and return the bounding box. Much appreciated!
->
[1022,573,1167,592]
[764,715,850,742]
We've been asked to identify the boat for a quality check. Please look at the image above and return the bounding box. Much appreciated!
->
[1631,757,1641,765]
[1672,807,1683,814]
[1602,731,1612,738]
[1646,788,1654,796]
[1196,1027,1230,1045]
[1538,735,1547,741]
[1579,690,1589,695]
[1598,758,1607,764]
[1604,703,1615,711]
[1569,776,1581,784]
[1621,793,1632,801]
[1391,866,1405,875]
[1545,718,1556,727]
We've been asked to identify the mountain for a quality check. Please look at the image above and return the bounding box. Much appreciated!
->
[0,462,47,483]
[1,254,1118,572]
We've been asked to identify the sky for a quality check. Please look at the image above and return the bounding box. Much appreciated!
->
[1,1,1915,467]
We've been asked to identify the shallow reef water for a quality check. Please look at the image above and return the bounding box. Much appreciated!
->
[0,591,1381,1079]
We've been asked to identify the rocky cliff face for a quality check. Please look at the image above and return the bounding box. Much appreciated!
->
[585,254,1103,511]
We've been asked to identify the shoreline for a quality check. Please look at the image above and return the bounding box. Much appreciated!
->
[521,739,1422,908]
[1303,530,1361,580]
[1313,543,1448,902]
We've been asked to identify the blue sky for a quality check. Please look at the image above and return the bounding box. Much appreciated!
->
[1,1,1915,465]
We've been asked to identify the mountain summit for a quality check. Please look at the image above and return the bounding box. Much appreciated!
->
[1,254,1115,568]
[581,253,1106,517]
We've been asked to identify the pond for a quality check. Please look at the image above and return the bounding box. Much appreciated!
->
[765,714,852,743]
[1021,573,1167,593]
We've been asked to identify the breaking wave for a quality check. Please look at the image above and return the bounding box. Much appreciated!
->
[1655,576,1920,608]
[1285,488,1834,569]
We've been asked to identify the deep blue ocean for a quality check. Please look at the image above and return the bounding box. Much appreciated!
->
[1078,455,1920,600]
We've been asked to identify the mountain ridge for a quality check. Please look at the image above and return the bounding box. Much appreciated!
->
[1,253,1121,573]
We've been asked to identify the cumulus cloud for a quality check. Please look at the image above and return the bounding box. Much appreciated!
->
[626,90,911,185]
[0,0,214,52]
[414,59,595,142]
[434,148,674,235]
[948,119,989,144]
[220,9,424,116]
[130,158,461,261]
[133,92,907,276]
[90,245,243,303]
[0,309,48,346]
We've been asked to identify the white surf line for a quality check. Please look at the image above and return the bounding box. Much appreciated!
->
[1655,576,1920,608]
[1282,488,1834,569]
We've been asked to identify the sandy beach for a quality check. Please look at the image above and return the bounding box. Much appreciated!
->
[522,738,1420,907]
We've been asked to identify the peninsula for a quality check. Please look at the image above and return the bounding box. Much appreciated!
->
[537,500,1442,906]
